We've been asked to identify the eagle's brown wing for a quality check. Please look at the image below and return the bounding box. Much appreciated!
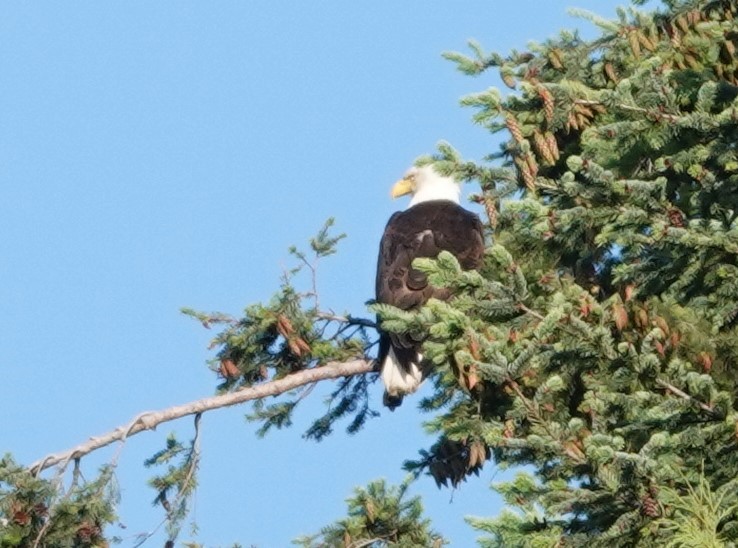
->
[375,200,484,394]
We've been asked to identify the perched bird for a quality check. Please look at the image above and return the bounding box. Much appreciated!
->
[375,165,484,408]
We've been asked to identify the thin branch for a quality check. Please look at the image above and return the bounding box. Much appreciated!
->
[350,531,398,548]
[30,359,374,474]
[292,249,319,309]
[135,414,203,548]
[506,376,586,464]
[309,259,319,310]
[656,379,716,414]
[32,458,83,546]
[296,382,318,402]
[174,412,202,516]
[316,312,377,329]
[574,99,680,122]
[517,303,545,321]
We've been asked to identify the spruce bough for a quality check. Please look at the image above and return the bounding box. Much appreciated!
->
[411,0,738,545]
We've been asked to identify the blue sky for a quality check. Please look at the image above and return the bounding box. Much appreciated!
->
[1,1,639,545]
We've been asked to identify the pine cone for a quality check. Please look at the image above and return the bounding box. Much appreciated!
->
[505,115,524,144]
[667,206,685,227]
[538,86,555,125]
[641,494,660,518]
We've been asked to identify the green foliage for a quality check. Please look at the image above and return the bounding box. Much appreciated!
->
[144,422,201,544]
[400,0,738,545]
[0,454,118,547]
[293,477,446,548]
[307,217,347,258]
[184,218,379,441]
[654,467,738,548]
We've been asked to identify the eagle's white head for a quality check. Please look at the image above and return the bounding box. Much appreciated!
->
[391,165,461,207]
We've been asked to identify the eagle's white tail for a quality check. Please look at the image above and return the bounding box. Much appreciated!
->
[381,347,424,397]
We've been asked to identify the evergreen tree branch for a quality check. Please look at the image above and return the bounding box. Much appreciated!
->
[656,379,716,415]
[29,359,374,474]
[314,312,377,329]
[517,303,545,321]
[574,99,680,122]
[135,414,203,548]
[350,534,396,548]
[506,377,586,464]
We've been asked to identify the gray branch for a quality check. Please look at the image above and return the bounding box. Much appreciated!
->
[30,359,374,474]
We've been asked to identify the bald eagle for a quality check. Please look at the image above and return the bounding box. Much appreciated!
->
[376,165,485,408]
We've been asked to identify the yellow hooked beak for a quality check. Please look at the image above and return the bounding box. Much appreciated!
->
[391,177,415,199]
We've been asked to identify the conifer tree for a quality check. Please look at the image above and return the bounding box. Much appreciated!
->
[293,477,446,548]
[404,0,738,544]
[307,0,738,545]
[4,0,738,546]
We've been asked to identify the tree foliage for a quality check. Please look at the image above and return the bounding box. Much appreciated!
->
[408,0,738,545]
[183,217,379,441]
[0,455,117,547]
[294,477,445,548]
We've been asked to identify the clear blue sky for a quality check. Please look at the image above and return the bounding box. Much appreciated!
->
[1,1,639,545]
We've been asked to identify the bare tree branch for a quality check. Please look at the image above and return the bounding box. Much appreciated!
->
[30,359,375,474]
[656,378,716,414]
[315,312,377,329]
[517,303,545,321]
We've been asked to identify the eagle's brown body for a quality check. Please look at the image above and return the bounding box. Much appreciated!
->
[376,199,484,408]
